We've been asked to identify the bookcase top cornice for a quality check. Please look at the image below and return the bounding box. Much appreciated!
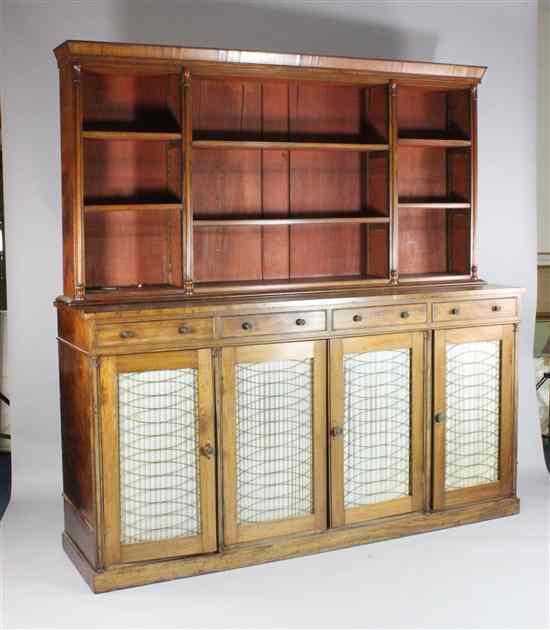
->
[54,40,486,83]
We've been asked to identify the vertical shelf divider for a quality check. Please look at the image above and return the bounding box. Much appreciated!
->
[470,85,478,280]
[182,67,193,294]
[389,80,398,285]
[73,62,85,299]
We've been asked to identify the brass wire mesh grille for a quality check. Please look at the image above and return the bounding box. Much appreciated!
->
[445,340,500,490]
[235,359,314,524]
[343,349,411,507]
[118,369,200,544]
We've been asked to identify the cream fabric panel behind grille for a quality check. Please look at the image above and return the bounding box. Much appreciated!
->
[445,341,500,490]
[118,369,200,544]
[343,349,411,507]
[235,359,313,524]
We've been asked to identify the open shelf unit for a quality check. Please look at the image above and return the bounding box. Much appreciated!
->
[395,84,473,280]
[65,64,478,299]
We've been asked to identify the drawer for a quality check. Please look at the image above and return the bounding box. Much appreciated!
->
[432,298,517,323]
[333,303,427,330]
[96,318,213,347]
[220,311,326,338]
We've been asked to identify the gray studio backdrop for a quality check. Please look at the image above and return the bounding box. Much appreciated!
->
[0,2,547,629]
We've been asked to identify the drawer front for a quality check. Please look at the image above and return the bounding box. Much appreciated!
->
[333,303,427,330]
[96,318,214,347]
[432,298,517,323]
[220,311,326,338]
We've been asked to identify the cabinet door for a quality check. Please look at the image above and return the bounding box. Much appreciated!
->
[330,332,425,527]
[433,325,515,510]
[221,341,327,545]
[100,350,217,566]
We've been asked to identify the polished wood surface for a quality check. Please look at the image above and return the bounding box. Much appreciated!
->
[219,309,326,338]
[59,344,98,566]
[55,41,487,82]
[432,297,516,322]
[332,303,427,330]
[96,316,213,348]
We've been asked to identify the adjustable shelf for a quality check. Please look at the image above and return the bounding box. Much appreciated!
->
[82,131,182,141]
[192,139,389,152]
[398,138,471,148]
[398,201,471,209]
[194,216,390,226]
[84,203,182,213]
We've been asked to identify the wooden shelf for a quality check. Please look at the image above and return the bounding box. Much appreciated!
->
[82,131,182,141]
[399,272,472,282]
[86,283,175,292]
[398,202,471,209]
[194,216,390,226]
[192,139,389,152]
[194,275,388,294]
[85,203,182,213]
[398,138,471,148]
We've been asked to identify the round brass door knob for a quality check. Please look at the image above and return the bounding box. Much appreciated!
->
[201,443,215,458]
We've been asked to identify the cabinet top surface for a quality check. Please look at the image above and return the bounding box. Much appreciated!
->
[54,40,486,82]
[55,284,524,315]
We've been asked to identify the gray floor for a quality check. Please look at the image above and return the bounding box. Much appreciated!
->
[0,469,548,629]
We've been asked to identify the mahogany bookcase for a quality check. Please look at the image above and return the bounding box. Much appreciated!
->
[53,41,522,592]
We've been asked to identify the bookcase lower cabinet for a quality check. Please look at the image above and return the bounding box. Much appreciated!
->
[58,288,521,593]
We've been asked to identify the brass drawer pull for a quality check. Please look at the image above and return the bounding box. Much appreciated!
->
[434,412,446,424]
[179,324,192,334]
[352,314,363,322]
[200,443,215,459]
[296,318,306,326]
[119,330,136,339]
[242,321,253,331]
[400,311,410,319]
[450,307,460,316]
[492,305,502,312]
[330,426,344,438]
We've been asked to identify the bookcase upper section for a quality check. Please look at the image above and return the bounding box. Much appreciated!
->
[54,41,487,304]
